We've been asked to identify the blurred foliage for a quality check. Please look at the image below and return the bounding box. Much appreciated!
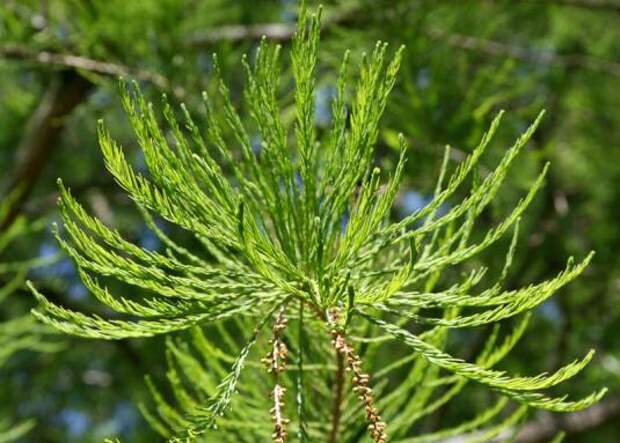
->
[0,0,619,442]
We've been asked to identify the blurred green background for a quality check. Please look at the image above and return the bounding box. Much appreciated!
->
[1,0,619,441]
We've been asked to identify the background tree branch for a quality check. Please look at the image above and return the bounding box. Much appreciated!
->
[1,69,93,229]
[188,3,360,46]
[0,43,187,228]
[444,395,620,443]
[426,27,620,77]
[189,11,620,78]
[0,44,183,98]
[521,0,620,12]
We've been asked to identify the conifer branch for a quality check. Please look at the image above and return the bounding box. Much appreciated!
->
[26,3,604,441]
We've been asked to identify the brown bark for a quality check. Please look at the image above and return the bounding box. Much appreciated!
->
[1,70,93,228]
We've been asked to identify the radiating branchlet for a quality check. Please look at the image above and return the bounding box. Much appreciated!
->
[328,309,387,443]
[262,306,290,443]
[27,4,606,441]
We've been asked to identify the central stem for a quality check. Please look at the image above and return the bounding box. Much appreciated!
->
[328,351,345,443]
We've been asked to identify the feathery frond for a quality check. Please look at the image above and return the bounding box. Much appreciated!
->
[30,4,604,441]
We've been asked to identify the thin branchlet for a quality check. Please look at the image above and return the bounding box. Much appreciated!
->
[328,350,345,443]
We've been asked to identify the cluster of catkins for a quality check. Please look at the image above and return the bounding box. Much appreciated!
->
[329,309,387,443]
[262,308,290,443]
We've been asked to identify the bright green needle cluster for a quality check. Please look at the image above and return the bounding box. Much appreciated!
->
[29,4,604,442]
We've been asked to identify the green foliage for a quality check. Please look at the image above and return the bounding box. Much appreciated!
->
[28,4,605,442]
[0,196,59,442]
